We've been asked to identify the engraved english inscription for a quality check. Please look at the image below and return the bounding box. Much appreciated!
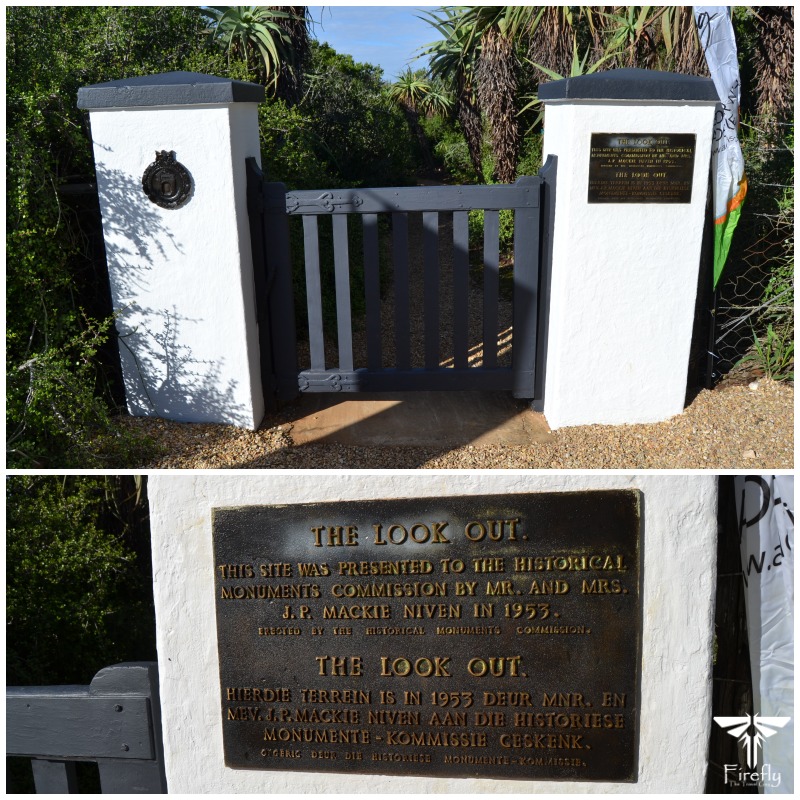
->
[212,491,642,781]
[588,133,696,203]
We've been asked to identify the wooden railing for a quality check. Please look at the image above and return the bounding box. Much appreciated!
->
[7,662,166,793]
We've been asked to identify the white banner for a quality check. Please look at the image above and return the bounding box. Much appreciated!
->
[694,5,748,287]
[735,475,794,793]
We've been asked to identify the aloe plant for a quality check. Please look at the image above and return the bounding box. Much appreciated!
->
[519,40,620,129]
[205,6,294,91]
[741,324,794,381]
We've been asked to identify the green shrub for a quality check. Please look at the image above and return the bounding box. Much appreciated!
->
[742,323,794,380]
[6,475,157,793]
[6,6,224,467]
[468,208,516,254]
[741,175,794,381]
[6,475,155,686]
[517,134,544,177]
[763,179,794,320]
[7,318,159,468]
[434,127,480,183]
[465,133,545,256]
[727,121,794,380]
[302,42,416,187]
[258,43,412,345]
[259,99,336,189]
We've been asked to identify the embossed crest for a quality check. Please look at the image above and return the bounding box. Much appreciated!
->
[142,150,193,209]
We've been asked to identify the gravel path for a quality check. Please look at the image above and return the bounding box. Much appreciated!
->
[122,377,792,470]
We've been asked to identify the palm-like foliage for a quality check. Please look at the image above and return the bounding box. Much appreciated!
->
[602,6,661,68]
[600,6,709,74]
[418,8,483,178]
[388,69,429,110]
[529,42,620,83]
[477,24,518,182]
[388,68,451,170]
[751,6,794,126]
[420,5,618,181]
[453,6,544,183]
[526,6,575,79]
[205,6,293,90]
[272,5,311,104]
[521,39,621,130]
[658,6,708,75]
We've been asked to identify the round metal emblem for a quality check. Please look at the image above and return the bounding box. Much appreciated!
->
[142,150,193,209]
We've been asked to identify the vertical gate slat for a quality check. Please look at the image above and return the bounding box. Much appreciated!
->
[302,215,326,371]
[533,159,556,408]
[332,215,354,371]
[31,759,79,793]
[363,213,381,370]
[423,211,440,369]
[512,176,541,399]
[392,213,411,370]
[246,160,277,412]
[261,177,298,405]
[452,211,470,369]
[482,209,500,369]
[266,187,299,402]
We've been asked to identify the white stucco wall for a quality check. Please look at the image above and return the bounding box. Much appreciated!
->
[88,102,264,428]
[541,101,716,429]
[149,473,717,793]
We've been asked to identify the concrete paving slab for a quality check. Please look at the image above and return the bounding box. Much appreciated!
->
[287,392,553,447]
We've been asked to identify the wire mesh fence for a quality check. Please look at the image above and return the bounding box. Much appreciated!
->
[710,118,794,383]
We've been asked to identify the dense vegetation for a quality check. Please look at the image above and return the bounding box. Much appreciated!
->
[7,476,155,686]
[409,6,793,379]
[723,9,794,380]
[5,7,416,468]
[6,7,794,467]
[7,7,226,467]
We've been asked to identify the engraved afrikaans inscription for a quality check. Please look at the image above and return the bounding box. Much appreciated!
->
[212,491,642,782]
[588,133,696,203]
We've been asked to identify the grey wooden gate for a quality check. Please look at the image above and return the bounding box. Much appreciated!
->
[248,157,556,411]
[7,662,167,793]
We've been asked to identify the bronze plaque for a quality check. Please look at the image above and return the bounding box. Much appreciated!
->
[212,491,642,782]
[588,133,696,203]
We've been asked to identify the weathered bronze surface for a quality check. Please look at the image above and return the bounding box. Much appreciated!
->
[588,133,696,203]
[212,491,642,782]
[142,150,192,209]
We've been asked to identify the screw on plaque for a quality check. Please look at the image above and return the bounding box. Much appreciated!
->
[142,150,193,209]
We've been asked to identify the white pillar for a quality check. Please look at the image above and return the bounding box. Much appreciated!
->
[78,72,265,429]
[149,473,718,793]
[539,69,718,429]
